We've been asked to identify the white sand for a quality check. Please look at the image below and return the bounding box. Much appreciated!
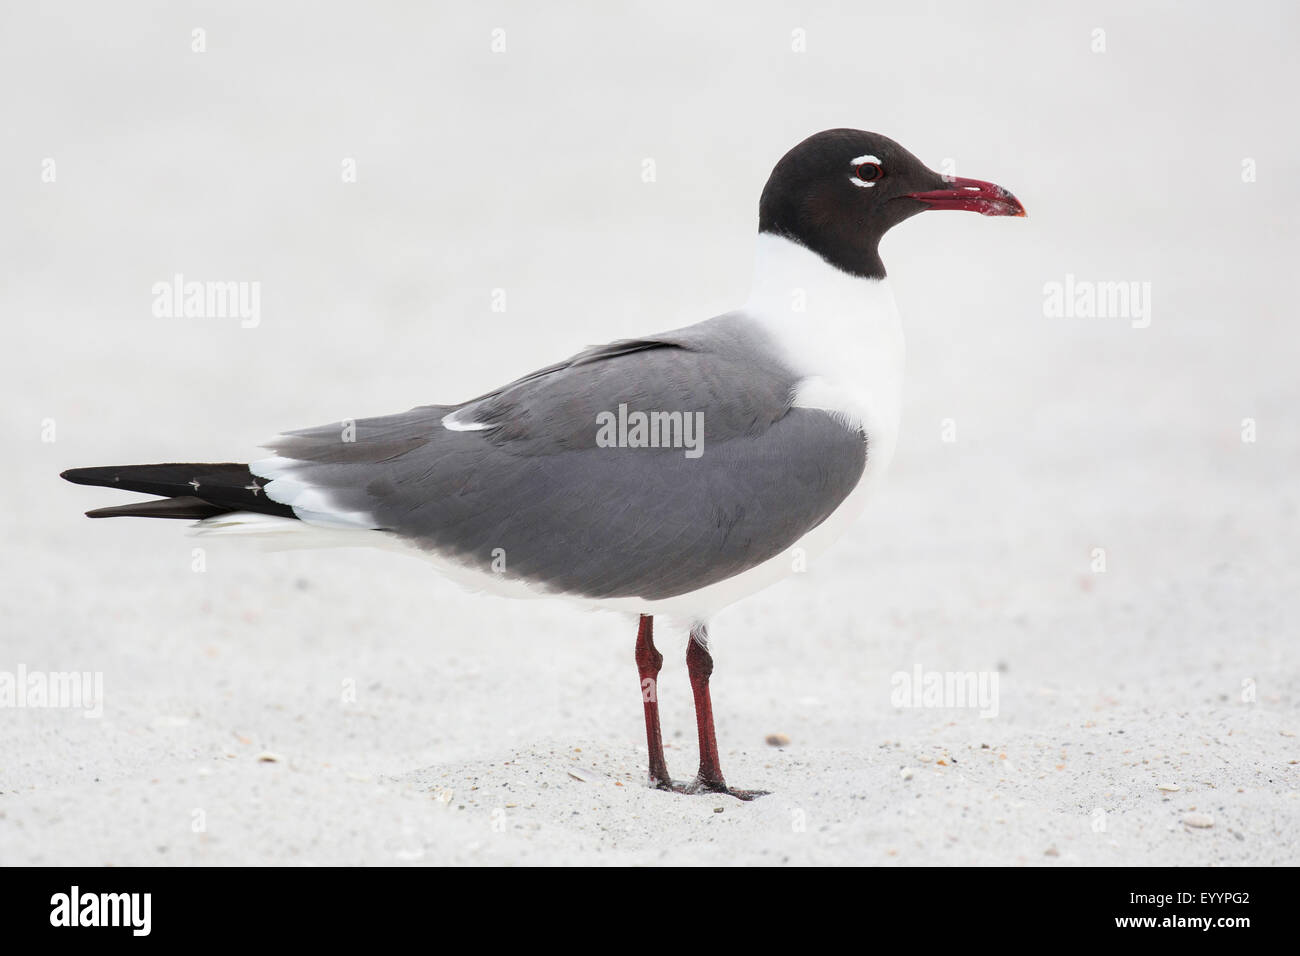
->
[2,2,1297,865]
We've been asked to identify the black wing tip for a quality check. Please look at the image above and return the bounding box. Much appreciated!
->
[61,464,295,521]
[61,466,112,486]
[83,496,228,520]
[60,463,245,485]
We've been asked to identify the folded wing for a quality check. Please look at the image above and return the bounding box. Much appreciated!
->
[255,315,868,601]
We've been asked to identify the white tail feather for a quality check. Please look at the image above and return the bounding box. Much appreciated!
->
[191,512,391,552]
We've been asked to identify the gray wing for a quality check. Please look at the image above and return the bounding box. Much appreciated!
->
[257,314,867,601]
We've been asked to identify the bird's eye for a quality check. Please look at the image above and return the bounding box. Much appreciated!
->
[852,162,884,186]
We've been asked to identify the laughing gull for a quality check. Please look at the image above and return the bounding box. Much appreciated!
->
[62,129,1025,799]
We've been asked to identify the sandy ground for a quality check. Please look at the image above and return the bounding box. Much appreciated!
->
[2,2,1298,865]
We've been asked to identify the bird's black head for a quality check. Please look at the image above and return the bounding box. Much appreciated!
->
[758,128,1026,279]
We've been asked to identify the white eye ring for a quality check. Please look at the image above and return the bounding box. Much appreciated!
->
[849,153,883,188]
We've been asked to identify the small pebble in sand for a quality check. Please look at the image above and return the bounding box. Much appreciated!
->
[1183,813,1214,829]
[1044,847,1060,857]
[765,733,791,747]
[900,767,914,781]
[1156,782,1180,792]
[255,751,283,763]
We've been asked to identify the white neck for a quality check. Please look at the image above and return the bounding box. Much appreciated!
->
[743,232,905,440]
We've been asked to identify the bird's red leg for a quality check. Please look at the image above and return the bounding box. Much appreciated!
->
[634,614,673,789]
[684,625,768,801]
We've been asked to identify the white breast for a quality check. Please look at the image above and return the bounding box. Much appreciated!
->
[744,232,906,476]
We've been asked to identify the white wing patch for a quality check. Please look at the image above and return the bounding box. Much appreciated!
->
[250,453,378,530]
[441,407,495,432]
